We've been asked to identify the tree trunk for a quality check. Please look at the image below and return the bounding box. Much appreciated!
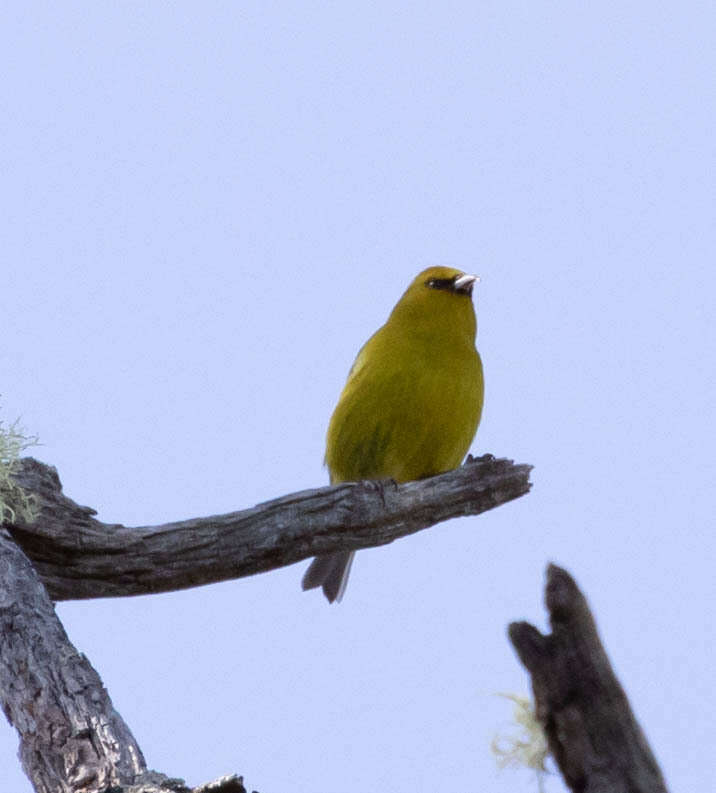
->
[0,528,145,792]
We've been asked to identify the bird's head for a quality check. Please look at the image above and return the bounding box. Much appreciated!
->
[387,266,480,342]
[416,266,480,298]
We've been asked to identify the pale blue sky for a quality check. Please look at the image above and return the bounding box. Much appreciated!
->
[2,3,715,792]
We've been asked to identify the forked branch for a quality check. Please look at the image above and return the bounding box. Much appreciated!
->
[509,565,669,793]
[0,453,530,792]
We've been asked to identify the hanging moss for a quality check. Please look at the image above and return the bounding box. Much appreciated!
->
[0,418,39,525]
[491,693,549,788]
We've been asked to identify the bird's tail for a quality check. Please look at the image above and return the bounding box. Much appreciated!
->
[302,551,355,603]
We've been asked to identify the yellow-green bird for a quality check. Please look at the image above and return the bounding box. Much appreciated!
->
[302,266,484,603]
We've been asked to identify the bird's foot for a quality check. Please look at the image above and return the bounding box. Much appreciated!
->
[465,453,495,465]
[363,477,398,508]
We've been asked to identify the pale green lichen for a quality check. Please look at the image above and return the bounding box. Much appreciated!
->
[0,417,39,524]
[492,693,550,788]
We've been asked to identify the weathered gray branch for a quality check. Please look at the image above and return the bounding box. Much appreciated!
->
[0,527,146,792]
[1,452,530,791]
[0,504,260,793]
[509,564,669,793]
[8,454,532,602]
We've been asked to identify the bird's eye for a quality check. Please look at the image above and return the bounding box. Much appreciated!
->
[425,278,455,292]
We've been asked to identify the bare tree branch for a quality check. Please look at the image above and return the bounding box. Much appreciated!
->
[1,452,530,791]
[0,514,256,792]
[509,564,669,793]
[8,454,532,601]
[122,771,251,793]
[0,528,146,793]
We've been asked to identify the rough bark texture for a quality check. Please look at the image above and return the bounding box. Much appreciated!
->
[0,528,146,792]
[0,514,267,793]
[8,454,532,601]
[509,564,669,793]
[120,771,251,793]
[1,452,529,791]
